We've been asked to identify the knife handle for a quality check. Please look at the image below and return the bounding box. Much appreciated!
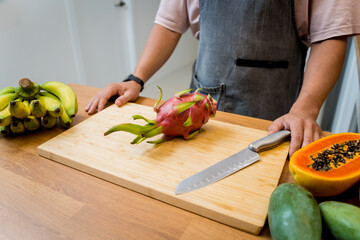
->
[248,130,291,153]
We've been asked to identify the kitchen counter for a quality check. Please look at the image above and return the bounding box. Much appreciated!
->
[0,84,358,240]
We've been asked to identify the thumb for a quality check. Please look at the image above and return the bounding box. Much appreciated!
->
[115,92,133,107]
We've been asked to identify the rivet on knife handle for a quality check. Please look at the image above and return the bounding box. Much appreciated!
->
[248,130,291,153]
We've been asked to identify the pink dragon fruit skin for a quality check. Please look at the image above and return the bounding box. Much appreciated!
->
[154,91,217,139]
[104,87,217,144]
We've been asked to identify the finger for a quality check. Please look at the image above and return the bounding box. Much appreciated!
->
[289,121,304,157]
[314,126,322,141]
[85,96,95,111]
[97,97,108,112]
[268,118,284,135]
[87,97,100,115]
[115,93,132,107]
[302,122,315,148]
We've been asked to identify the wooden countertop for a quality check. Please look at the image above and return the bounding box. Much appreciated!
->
[0,84,358,240]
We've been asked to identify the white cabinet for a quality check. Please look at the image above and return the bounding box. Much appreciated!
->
[0,0,198,100]
[68,0,135,87]
[0,0,78,86]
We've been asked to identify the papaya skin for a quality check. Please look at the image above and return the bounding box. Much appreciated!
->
[289,133,360,197]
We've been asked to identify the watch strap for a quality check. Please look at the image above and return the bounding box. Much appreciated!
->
[123,74,144,92]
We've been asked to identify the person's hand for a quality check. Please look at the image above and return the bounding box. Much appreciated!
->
[268,112,323,157]
[85,81,141,114]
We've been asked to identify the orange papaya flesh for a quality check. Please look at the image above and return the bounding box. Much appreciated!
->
[289,133,360,197]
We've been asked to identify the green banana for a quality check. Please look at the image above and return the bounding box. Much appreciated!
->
[35,94,62,117]
[41,81,78,118]
[0,105,12,126]
[0,92,18,111]
[30,99,47,118]
[10,119,25,134]
[15,78,40,99]
[0,86,15,95]
[9,99,31,119]
[59,109,73,128]
[42,114,57,128]
[24,116,41,131]
[0,125,11,135]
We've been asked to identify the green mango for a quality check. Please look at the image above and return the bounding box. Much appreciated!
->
[268,183,322,240]
[320,201,360,240]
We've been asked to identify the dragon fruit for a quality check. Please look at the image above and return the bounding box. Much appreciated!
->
[104,86,217,144]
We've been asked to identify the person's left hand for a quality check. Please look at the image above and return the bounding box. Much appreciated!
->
[268,112,323,157]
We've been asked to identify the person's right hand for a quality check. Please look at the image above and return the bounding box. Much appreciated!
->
[85,81,142,114]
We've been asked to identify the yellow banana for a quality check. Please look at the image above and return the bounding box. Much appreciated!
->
[42,114,57,128]
[30,99,47,118]
[10,119,25,134]
[59,109,73,128]
[41,81,78,118]
[24,116,41,131]
[0,86,15,95]
[9,99,31,119]
[0,92,18,111]
[39,91,60,101]
[0,125,11,135]
[35,94,62,117]
[0,105,12,126]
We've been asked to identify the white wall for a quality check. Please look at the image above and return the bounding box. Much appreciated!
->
[0,0,198,101]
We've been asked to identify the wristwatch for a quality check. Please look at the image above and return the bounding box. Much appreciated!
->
[123,74,144,92]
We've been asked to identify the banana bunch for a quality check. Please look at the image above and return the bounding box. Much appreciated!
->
[0,78,78,135]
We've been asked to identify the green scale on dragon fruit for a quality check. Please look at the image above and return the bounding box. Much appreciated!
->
[104,86,217,144]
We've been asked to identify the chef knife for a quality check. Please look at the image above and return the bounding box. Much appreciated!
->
[175,130,291,195]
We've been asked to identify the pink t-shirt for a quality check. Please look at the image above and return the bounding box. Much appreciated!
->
[155,0,360,46]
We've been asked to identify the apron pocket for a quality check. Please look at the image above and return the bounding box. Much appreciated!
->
[190,73,225,104]
[236,58,288,69]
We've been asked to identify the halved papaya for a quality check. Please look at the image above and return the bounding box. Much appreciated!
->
[289,133,360,197]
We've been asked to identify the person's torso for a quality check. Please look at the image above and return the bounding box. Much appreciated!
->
[190,0,308,120]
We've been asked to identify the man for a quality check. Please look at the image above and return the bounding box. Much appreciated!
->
[86,0,359,156]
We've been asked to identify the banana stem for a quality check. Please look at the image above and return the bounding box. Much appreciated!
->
[16,78,40,99]
[19,78,33,89]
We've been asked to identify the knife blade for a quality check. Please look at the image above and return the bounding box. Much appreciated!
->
[175,130,291,195]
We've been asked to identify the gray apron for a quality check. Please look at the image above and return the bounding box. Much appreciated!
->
[191,0,308,120]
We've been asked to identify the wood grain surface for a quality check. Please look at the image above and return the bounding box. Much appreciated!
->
[37,103,290,235]
[1,83,359,240]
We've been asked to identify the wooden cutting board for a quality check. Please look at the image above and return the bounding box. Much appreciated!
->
[38,103,289,235]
